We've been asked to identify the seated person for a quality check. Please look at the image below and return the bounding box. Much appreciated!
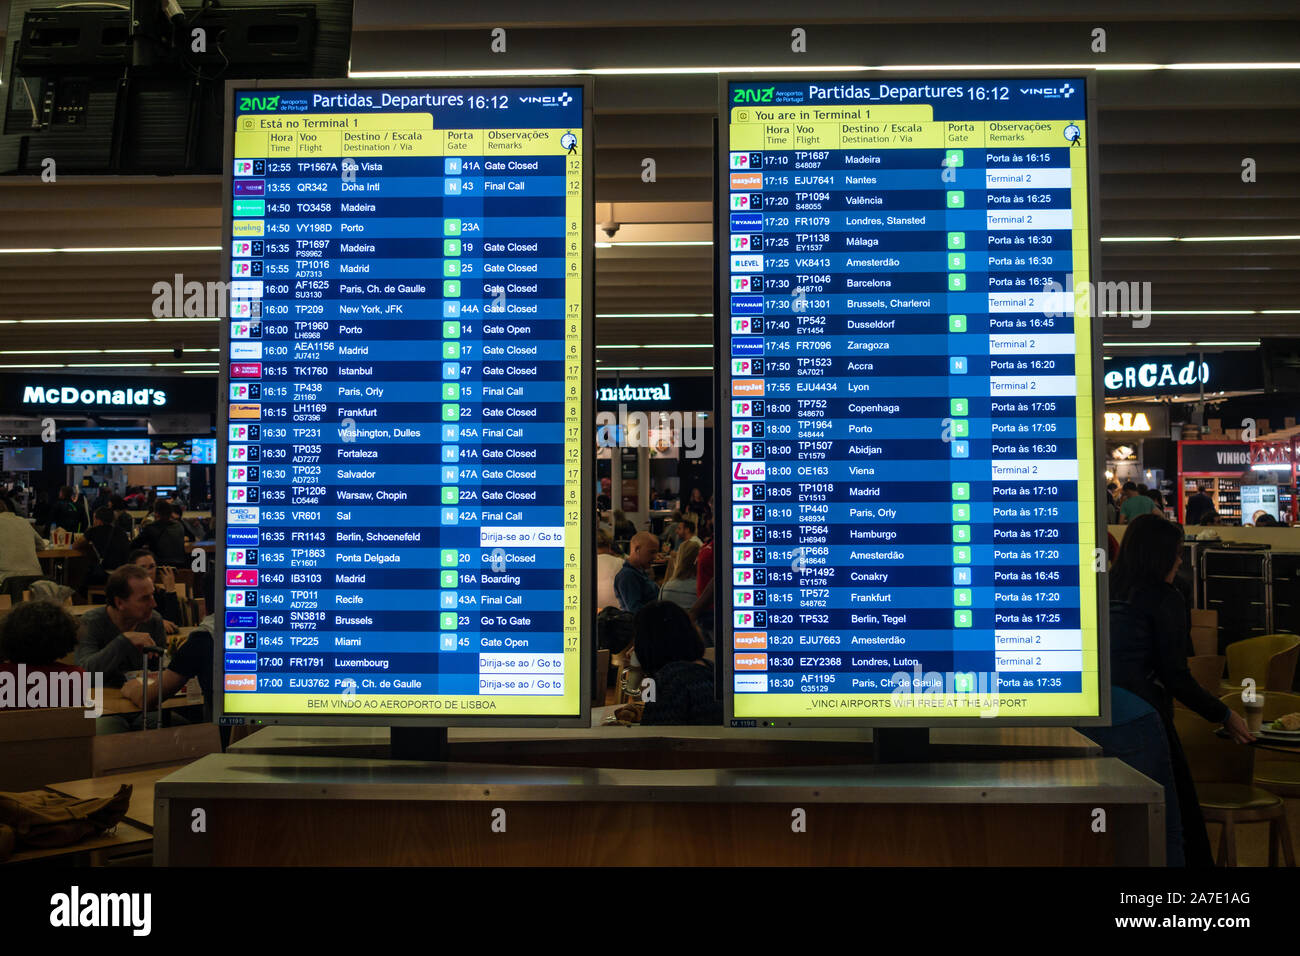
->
[0,600,85,710]
[659,538,702,612]
[614,532,660,614]
[172,503,205,543]
[75,564,167,689]
[121,616,213,723]
[0,497,51,601]
[75,506,132,587]
[129,548,182,632]
[130,499,187,567]
[616,600,721,726]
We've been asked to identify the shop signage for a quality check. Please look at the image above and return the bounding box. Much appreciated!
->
[1103,352,1261,397]
[1104,411,1151,432]
[22,385,167,408]
[1180,441,1250,473]
[1104,360,1208,393]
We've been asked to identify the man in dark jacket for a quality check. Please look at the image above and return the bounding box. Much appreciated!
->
[130,500,186,567]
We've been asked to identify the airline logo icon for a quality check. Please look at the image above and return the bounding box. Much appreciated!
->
[730,254,763,273]
[733,441,762,459]
[735,590,757,607]
[230,362,262,378]
[226,505,260,525]
[731,337,764,357]
[228,465,257,483]
[231,260,262,278]
[226,569,259,587]
[734,631,767,649]
[730,295,764,315]
[232,180,265,197]
[729,151,762,169]
[233,159,265,176]
[226,590,248,608]
[733,461,766,481]
[732,546,764,565]
[731,379,765,397]
[229,383,260,400]
[733,525,756,543]
[732,317,754,333]
[226,527,259,547]
[225,632,254,649]
[729,212,762,232]
[731,275,763,293]
[230,320,261,339]
[226,548,258,566]
[734,673,768,693]
[732,399,756,417]
[232,220,264,237]
[225,674,257,692]
[733,609,764,629]
[733,504,763,522]
[730,171,762,189]
[229,403,260,419]
[730,193,762,210]
[228,486,252,503]
[225,611,257,628]
[228,444,250,462]
[733,358,760,376]
[733,483,755,501]
[230,300,261,319]
[733,568,761,586]
[225,651,259,672]
[228,423,258,442]
[230,341,263,359]
[730,234,762,252]
[230,280,264,298]
[733,420,763,438]
[734,653,767,670]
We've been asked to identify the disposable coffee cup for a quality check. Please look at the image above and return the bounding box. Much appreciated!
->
[1244,694,1265,733]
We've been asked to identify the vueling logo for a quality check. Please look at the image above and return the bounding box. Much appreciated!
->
[733,87,775,104]
[239,94,280,111]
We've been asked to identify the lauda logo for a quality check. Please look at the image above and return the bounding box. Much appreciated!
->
[733,461,766,481]
[239,94,280,111]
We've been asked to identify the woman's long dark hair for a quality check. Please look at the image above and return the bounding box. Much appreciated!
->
[633,600,704,677]
[1110,513,1183,602]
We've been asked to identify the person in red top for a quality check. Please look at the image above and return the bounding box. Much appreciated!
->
[691,516,715,646]
[0,600,87,710]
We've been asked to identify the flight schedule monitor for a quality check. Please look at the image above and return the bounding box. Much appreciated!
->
[217,81,591,724]
[719,76,1105,725]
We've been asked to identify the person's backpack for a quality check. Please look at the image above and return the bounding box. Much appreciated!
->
[597,606,635,653]
[0,785,132,861]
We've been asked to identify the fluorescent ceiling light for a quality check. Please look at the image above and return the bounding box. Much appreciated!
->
[1261,310,1300,314]
[597,365,713,371]
[0,246,221,254]
[1102,342,1193,347]
[351,63,1300,80]
[595,240,712,248]
[597,313,712,318]
[1099,237,1177,243]
[597,344,712,349]
[4,319,188,326]
[1180,235,1300,242]
[0,348,219,355]
[1192,341,1260,346]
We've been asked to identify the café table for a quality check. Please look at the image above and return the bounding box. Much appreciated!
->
[35,546,83,585]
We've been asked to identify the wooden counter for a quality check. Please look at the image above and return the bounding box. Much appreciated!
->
[154,753,1163,866]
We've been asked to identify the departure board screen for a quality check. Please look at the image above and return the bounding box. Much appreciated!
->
[719,76,1105,725]
[217,82,591,724]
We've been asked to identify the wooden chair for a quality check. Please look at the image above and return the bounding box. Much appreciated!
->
[0,594,11,610]
[1174,706,1295,866]
[1220,634,1300,695]
[593,648,610,705]
[1187,655,1225,696]
[1222,690,1300,801]
[1190,609,1218,658]
[85,585,106,605]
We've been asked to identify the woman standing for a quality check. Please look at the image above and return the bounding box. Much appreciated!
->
[1108,514,1254,866]
[660,538,701,612]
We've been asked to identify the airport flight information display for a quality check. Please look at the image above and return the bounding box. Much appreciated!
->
[218,83,589,722]
[720,77,1103,723]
